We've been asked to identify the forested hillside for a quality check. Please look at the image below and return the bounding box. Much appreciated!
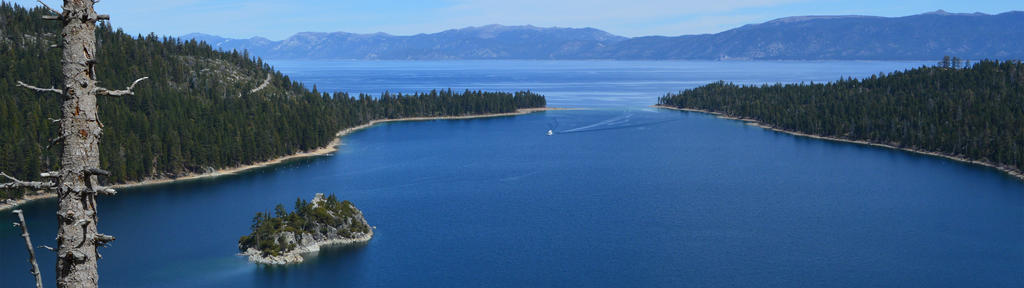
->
[658,60,1023,177]
[0,3,545,200]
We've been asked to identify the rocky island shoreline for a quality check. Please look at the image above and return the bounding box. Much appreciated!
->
[238,193,373,265]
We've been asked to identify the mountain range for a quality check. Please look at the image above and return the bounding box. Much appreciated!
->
[182,10,1024,60]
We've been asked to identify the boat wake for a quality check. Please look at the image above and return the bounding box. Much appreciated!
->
[559,114,633,133]
[552,112,680,135]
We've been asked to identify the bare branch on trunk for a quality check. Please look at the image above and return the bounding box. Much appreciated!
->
[12,209,44,288]
[82,168,110,177]
[36,0,60,15]
[0,172,53,190]
[92,187,117,196]
[44,135,67,150]
[93,233,115,246]
[16,81,62,95]
[96,77,148,97]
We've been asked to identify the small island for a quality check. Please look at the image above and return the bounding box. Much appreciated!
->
[238,193,373,265]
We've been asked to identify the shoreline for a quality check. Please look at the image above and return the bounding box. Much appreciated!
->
[655,105,1024,182]
[1,107,573,212]
[242,230,374,265]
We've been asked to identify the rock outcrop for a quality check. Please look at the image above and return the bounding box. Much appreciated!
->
[239,193,373,265]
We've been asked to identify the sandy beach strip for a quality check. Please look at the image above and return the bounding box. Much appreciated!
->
[654,105,1024,182]
[1,108,574,212]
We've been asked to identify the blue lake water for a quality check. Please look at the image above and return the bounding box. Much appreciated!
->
[269,60,932,107]
[2,60,1022,287]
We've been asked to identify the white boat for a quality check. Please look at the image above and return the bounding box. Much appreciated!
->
[547,130,553,136]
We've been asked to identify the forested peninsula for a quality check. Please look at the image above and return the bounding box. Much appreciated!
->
[657,59,1024,180]
[0,4,546,202]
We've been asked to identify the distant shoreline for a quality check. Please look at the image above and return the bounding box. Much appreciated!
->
[655,105,1024,182]
[0,107,574,212]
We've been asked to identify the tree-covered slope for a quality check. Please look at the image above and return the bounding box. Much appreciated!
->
[0,3,545,200]
[658,60,1024,177]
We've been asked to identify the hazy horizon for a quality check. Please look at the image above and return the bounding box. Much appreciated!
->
[179,9,1021,41]
[6,0,1021,41]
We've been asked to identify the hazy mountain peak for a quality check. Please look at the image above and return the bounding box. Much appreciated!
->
[180,10,1023,60]
[180,32,214,38]
[764,15,876,24]
[921,9,990,16]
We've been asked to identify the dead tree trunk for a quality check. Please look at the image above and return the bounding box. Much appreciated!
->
[3,1,145,287]
[53,0,105,286]
[13,209,44,288]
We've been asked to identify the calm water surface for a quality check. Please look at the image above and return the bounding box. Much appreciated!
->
[269,60,932,107]
[2,61,1022,287]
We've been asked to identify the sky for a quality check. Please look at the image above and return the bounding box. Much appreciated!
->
[7,0,1022,40]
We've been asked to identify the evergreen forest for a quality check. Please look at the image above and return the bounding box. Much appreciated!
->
[238,194,371,256]
[0,4,545,200]
[658,59,1023,177]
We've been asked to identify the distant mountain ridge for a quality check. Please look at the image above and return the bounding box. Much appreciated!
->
[183,24,627,60]
[183,10,1024,60]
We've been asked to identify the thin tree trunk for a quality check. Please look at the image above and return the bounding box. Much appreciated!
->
[13,209,44,288]
[55,1,104,287]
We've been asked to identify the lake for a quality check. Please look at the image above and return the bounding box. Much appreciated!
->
[269,60,932,107]
[2,60,1021,287]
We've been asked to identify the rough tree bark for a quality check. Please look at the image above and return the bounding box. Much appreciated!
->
[2,1,145,287]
